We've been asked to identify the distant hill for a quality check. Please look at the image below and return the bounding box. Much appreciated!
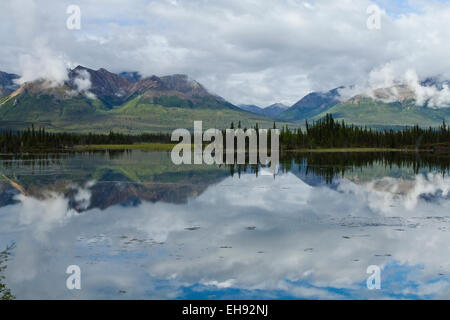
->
[278,82,450,127]
[238,104,262,114]
[0,67,277,133]
[278,87,342,121]
[263,103,289,118]
[238,103,288,118]
[311,83,450,127]
[314,96,450,127]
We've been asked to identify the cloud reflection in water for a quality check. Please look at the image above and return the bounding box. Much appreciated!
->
[0,172,449,299]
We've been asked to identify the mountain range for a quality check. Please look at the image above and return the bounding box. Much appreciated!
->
[1,66,450,132]
[240,82,450,127]
[303,81,450,127]
[0,66,275,133]
[277,87,342,122]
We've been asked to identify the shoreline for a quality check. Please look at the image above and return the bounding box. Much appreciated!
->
[1,143,447,154]
[285,148,408,153]
[77,145,439,153]
[74,143,177,151]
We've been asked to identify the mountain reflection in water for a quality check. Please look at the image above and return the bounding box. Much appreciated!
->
[0,150,449,299]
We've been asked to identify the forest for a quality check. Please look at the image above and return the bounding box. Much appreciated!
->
[278,114,450,150]
[0,114,449,153]
[0,125,172,153]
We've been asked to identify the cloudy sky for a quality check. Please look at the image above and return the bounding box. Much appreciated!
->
[2,171,450,299]
[1,0,450,106]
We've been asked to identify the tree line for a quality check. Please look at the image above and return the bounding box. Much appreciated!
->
[0,114,449,153]
[278,114,450,150]
[0,125,172,153]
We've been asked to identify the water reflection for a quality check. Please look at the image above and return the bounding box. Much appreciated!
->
[0,151,449,299]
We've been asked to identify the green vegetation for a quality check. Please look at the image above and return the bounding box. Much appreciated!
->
[0,127,173,153]
[279,114,450,150]
[1,114,450,153]
[316,97,450,127]
[0,243,15,300]
[0,93,278,133]
[75,143,177,151]
[291,148,404,152]
[0,96,9,105]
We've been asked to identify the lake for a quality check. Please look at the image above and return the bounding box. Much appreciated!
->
[0,150,449,299]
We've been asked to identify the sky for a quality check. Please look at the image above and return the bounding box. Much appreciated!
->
[1,0,450,106]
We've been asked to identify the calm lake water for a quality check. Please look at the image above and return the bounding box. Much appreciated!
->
[0,150,449,299]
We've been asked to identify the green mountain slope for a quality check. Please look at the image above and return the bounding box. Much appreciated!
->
[60,96,276,133]
[314,97,450,127]
[0,71,277,133]
[278,88,341,121]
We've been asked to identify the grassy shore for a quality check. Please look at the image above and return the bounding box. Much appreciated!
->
[74,145,435,153]
[288,147,408,153]
[75,143,177,151]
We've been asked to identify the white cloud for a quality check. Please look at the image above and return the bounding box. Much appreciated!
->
[71,69,96,99]
[1,0,450,105]
[16,40,70,87]
[339,66,450,108]
[73,70,91,92]
[404,70,450,108]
